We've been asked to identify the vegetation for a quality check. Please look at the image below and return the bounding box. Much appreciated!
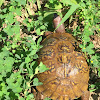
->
[0,0,100,99]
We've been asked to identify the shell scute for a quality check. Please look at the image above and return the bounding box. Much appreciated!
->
[37,33,89,100]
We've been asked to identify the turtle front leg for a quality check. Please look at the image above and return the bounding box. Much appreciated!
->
[81,90,90,100]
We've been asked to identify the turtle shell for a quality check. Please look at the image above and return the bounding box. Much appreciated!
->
[37,32,89,100]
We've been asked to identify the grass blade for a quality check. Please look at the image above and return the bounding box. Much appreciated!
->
[55,4,79,30]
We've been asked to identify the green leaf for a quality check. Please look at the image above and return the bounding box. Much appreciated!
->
[4,57,14,72]
[54,2,62,9]
[90,55,99,67]
[26,64,33,75]
[33,54,38,59]
[38,16,43,21]
[87,49,94,55]
[90,89,97,92]
[14,0,26,5]
[0,75,2,81]
[90,84,95,88]
[39,62,49,73]
[29,50,37,56]
[44,11,56,18]
[55,4,79,30]
[83,35,90,43]
[60,0,78,5]
[40,25,46,30]
[28,0,34,2]
[3,25,14,36]
[79,44,84,48]
[85,43,94,54]
[0,82,9,97]
[9,6,15,12]
[30,61,36,68]
[36,28,41,35]
[25,42,31,48]
[2,8,7,13]
[27,36,33,41]
[15,7,22,16]
[37,36,42,44]
[25,56,31,63]
[6,12,14,24]
[0,0,5,7]
[15,54,21,59]
[18,97,25,100]
[44,97,51,100]
[19,62,25,71]
[45,2,62,9]
[1,71,7,77]
[33,78,43,86]
[6,72,23,93]
[88,43,94,48]
[0,14,5,19]
[0,91,3,97]
[13,87,23,93]
[12,25,20,34]
[0,50,9,58]
[26,94,34,100]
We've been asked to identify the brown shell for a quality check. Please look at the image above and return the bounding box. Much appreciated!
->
[37,32,89,100]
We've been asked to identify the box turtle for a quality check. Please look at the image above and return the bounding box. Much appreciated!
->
[36,14,90,100]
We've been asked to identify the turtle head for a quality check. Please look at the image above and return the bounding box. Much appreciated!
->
[53,13,65,33]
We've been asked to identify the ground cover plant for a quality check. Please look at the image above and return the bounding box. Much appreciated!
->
[0,0,100,100]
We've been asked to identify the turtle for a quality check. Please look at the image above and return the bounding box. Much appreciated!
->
[36,14,90,100]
